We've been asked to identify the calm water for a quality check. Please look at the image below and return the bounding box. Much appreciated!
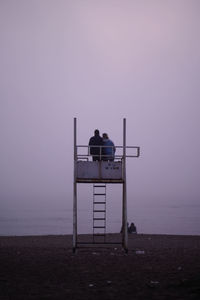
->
[0,204,200,236]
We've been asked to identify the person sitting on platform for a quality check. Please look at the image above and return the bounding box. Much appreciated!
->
[102,133,116,161]
[128,222,137,234]
[89,129,103,161]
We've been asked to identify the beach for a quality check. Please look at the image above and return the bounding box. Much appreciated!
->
[0,234,200,299]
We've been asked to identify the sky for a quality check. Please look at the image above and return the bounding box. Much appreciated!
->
[1,0,200,235]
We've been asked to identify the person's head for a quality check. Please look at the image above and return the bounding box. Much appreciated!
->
[102,133,108,139]
[94,129,100,136]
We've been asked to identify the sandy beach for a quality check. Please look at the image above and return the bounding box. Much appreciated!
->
[0,233,200,299]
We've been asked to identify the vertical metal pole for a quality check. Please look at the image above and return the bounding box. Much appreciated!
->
[73,118,77,252]
[122,118,128,252]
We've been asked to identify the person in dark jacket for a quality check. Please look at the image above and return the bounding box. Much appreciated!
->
[89,129,103,161]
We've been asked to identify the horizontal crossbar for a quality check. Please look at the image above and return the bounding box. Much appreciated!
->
[77,242,122,245]
[93,233,105,236]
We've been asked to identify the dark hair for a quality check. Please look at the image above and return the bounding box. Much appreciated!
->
[94,129,99,135]
[103,133,108,139]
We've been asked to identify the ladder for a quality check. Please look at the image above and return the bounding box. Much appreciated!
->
[93,184,106,243]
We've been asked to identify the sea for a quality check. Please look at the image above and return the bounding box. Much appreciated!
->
[0,204,200,236]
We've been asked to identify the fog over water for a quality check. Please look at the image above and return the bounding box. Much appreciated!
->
[1,0,200,235]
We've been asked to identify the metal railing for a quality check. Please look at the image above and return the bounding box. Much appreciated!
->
[76,145,140,161]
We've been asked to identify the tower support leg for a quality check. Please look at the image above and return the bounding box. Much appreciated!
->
[73,117,77,253]
[73,181,77,253]
[122,118,128,252]
[122,181,128,252]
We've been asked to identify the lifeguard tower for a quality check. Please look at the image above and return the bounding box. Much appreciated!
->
[73,118,140,252]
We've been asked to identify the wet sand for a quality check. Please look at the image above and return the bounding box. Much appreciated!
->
[0,233,200,299]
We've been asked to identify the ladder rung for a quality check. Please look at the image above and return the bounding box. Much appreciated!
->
[94,193,106,195]
[93,226,105,228]
[94,201,106,204]
[93,218,105,220]
[93,210,106,212]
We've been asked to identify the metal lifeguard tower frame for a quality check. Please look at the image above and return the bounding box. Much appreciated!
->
[73,118,140,252]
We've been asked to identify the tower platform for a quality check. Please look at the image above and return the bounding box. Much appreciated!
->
[76,160,124,183]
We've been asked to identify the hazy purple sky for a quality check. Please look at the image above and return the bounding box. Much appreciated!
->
[1,1,200,234]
